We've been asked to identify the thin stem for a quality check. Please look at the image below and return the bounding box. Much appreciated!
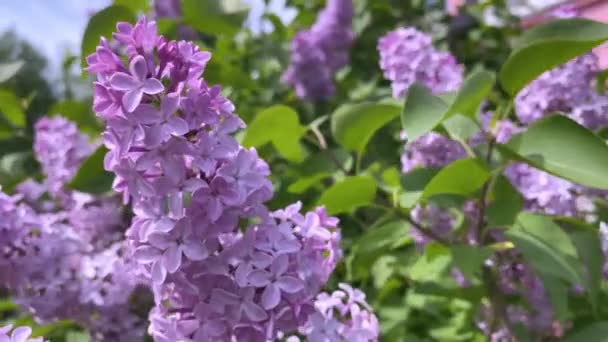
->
[304,130,349,175]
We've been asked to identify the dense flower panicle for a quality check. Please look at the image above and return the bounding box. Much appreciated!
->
[0,324,45,342]
[401,132,466,173]
[378,27,463,98]
[86,17,352,339]
[515,53,608,130]
[0,116,147,342]
[309,0,354,72]
[33,116,94,196]
[282,0,353,100]
[282,32,335,100]
[504,162,595,217]
[294,284,379,341]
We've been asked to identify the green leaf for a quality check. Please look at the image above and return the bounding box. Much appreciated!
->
[399,168,440,208]
[539,274,570,321]
[81,6,135,67]
[0,60,24,83]
[113,0,149,13]
[570,230,603,314]
[355,221,410,255]
[505,115,608,189]
[181,0,247,36]
[565,322,608,341]
[408,245,451,282]
[331,102,401,154]
[0,136,31,159]
[66,331,91,342]
[451,245,492,280]
[0,90,25,127]
[421,158,489,200]
[318,176,377,214]
[500,19,608,95]
[50,101,102,136]
[506,213,583,285]
[287,149,351,194]
[242,105,306,162]
[401,84,448,142]
[443,114,480,142]
[487,175,523,226]
[444,69,495,119]
[69,146,114,194]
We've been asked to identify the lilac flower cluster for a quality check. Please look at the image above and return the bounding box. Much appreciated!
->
[282,0,354,100]
[86,17,354,340]
[0,117,146,341]
[378,27,464,98]
[515,53,608,130]
[400,132,466,173]
[291,284,379,341]
[153,0,197,40]
[33,117,94,197]
[0,324,45,342]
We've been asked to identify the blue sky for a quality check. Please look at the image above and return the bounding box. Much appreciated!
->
[0,0,295,75]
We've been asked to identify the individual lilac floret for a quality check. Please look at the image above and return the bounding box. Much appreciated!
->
[87,17,344,339]
[296,283,380,341]
[0,324,45,342]
[401,132,466,173]
[33,117,94,196]
[282,0,353,100]
[378,27,464,98]
[515,53,608,130]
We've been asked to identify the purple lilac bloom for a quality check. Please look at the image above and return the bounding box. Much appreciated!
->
[153,0,197,40]
[378,27,464,98]
[0,324,45,342]
[401,132,466,173]
[33,117,94,196]
[504,163,596,217]
[87,18,343,340]
[1,116,148,342]
[409,204,457,246]
[296,283,380,341]
[515,53,608,130]
[282,0,354,100]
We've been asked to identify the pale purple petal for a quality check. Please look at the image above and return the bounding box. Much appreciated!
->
[182,240,208,261]
[248,269,271,287]
[277,275,304,293]
[166,117,189,136]
[261,283,281,310]
[243,301,268,322]
[271,254,289,276]
[131,104,163,124]
[163,245,182,273]
[133,245,161,263]
[110,72,139,90]
[130,55,148,81]
[161,93,180,115]
[123,88,144,113]
[11,326,32,342]
[152,260,167,284]
[143,78,165,94]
